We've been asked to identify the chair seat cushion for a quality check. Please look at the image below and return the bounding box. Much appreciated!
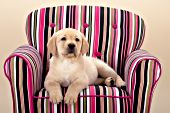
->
[34,85,131,113]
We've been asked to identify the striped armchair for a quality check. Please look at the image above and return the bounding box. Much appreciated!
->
[4,5,162,113]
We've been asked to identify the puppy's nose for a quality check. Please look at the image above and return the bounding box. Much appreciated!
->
[68,43,75,49]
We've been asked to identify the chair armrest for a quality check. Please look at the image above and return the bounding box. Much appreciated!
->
[4,45,43,94]
[4,45,43,113]
[124,50,162,113]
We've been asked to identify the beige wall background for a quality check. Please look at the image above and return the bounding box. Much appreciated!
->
[0,0,170,113]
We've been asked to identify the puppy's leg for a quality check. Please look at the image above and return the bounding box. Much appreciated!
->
[44,77,63,104]
[64,76,88,104]
[93,58,126,87]
[93,78,105,85]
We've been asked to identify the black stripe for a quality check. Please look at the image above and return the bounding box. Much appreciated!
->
[95,85,101,113]
[51,7,56,35]
[140,60,149,113]
[98,7,104,59]
[70,6,72,28]
[117,10,124,76]
[133,62,141,113]
[29,14,33,46]
[41,89,46,113]
[22,59,30,113]
[15,57,22,113]
[87,6,92,56]
[103,86,107,113]
[33,90,39,113]
[62,88,64,113]
[73,6,76,29]
[104,8,110,62]
[118,88,124,113]
[42,8,50,88]
[66,6,70,28]
[33,10,38,49]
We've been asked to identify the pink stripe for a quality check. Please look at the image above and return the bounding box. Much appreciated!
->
[27,61,34,113]
[61,6,64,29]
[39,8,45,60]
[113,88,117,112]
[93,6,100,57]
[75,6,79,30]
[89,86,96,113]
[127,12,133,53]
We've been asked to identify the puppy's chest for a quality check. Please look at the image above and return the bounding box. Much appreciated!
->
[57,60,79,86]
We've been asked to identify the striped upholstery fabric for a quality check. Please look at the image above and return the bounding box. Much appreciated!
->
[25,5,145,81]
[3,5,162,113]
[4,45,42,113]
[34,86,131,113]
[124,50,162,113]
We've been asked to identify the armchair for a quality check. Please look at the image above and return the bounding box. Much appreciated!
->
[4,5,162,113]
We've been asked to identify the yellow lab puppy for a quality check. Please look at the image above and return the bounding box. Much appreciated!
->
[44,28,125,104]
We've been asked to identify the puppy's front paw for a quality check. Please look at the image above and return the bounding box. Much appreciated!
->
[105,76,126,87]
[64,91,78,104]
[49,91,63,104]
[105,77,115,87]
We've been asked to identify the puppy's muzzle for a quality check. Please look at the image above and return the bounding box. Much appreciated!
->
[67,43,75,53]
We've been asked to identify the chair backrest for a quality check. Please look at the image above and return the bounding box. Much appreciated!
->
[25,5,145,83]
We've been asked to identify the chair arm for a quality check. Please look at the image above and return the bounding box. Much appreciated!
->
[4,45,43,113]
[124,50,162,113]
[4,45,43,94]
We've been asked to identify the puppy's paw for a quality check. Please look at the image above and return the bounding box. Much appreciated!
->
[64,91,78,104]
[105,77,115,87]
[49,91,63,104]
[115,76,126,87]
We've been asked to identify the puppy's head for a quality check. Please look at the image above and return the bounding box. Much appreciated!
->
[47,28,89,58]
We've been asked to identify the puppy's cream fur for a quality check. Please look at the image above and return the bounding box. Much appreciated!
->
[44,28,125,104]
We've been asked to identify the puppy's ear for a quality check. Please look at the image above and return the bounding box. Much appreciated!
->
[80,33,89,55]
[47,36,57,56]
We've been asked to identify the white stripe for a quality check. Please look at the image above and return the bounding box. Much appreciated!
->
[44,91,47,113]
[156,65,161,80]
[31,11,35,47]
[90,6,95,56]
[106,9,112,64]
[136,17,142,48]
[78,6,81,31]
[63,6,66,28]
[115,9,121,71]
[13,57,19,113]
[71,104,74,113]
[105,86,109,113]
[80,91,83,113]
[115,88,120,113]
[36,10,40,52]
[143,60,151,112]
[54,104,57,113]
[86,87,90,113]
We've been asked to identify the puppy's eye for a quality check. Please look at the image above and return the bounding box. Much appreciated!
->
[61,37,66,41]
[75,38,80,42]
